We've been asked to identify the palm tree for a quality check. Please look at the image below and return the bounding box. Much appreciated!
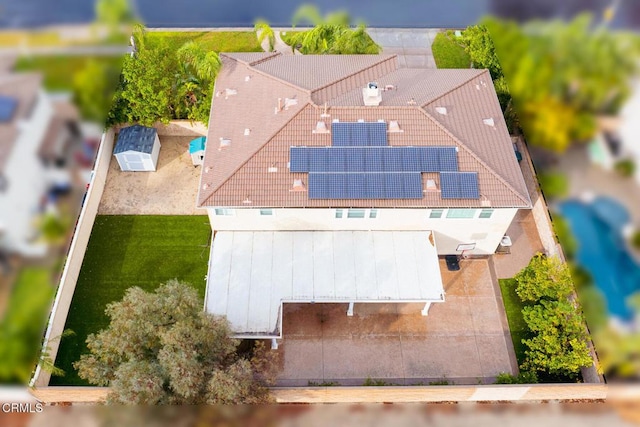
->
[254,19,276,52]
[175,41,221,122]
[288,4,380,55]
[176,41,221,82]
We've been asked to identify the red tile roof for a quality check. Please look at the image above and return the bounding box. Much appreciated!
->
[197,53,530,209]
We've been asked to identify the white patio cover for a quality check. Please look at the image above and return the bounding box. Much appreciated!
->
[205,231,445,338]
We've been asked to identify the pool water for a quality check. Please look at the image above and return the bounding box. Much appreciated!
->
[559,197,640,321]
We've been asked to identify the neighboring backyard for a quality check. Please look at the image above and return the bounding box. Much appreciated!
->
[146,31,262,53]
[51,215,211,385]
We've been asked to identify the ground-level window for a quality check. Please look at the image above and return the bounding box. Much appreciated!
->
[214,208,234,216]
[446,209,476,219]
[429,209,444,219]
[335,209,377,219]
[479,209,494,219]
[259,209,274,216]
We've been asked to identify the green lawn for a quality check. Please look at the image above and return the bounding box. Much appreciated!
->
[0,267,55,384]
[431,32,471,69]
[498,279,532,365]
[147,31,262,54]
[51,215,211,385]
[15,55,124,91]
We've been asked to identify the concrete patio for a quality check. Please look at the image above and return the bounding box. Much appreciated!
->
[274,258,517,386]
[98,135,205,215]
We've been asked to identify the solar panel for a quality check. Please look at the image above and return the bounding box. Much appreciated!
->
[0,96,17,122]
[331,122,388,146]
[440,172,480,199]
[369,122,388,146]
[308,172,423,199]
[331,122,351,146]
[289,147,309,172]
[437,147,458,171]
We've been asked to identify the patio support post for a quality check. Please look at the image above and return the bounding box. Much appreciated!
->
[421,302,432,316]
[347,302,354,316]
[271,338,279,350]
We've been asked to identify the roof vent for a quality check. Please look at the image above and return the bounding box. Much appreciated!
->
[435,107,447,115]
[202,183,209,190]
[290,179,306,192]
[242,196,252,204]
[482,118,495,127]
[407,98,417,106]
[475,84,481,90]
[481,199,492,207]
[219,138,231,149]
[245,75,251,82]
[268,164,278,173]
[363,82,382,106]
[425,179,438,192]
[244,128,251,136]
[224,88,237,99]
[388,120,403,133]
[284,97,298,110]
[204,166,211,173]
[313,121,329,134]
[321,102,330,118]
[384,84,395,91]
[357,119,365,123]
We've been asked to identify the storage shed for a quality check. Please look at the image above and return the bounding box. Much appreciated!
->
[189,136,206,166]
[113,125,161,171]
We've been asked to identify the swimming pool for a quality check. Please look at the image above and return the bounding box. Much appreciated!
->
[559,197,640,321]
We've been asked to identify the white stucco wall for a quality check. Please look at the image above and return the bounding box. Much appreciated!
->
[150,134,161,170]
[0,91,52,256]
[205,207,519,255]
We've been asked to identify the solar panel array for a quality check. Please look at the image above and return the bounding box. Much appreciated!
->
[309,172,423,199]
[290,146,458,173]
[332,122,387,146]
[289,121,480,200]
[0,96,17,122]
[440,172,480,199]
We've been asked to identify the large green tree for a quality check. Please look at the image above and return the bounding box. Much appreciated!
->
[483,14,639,152]
[74,280,278,404]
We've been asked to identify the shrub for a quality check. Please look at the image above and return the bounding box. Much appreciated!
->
[514,254,574,303]
[538,171,569,199]
[494,371,538,384]
[632,230,640,250]
[614,158,636,178]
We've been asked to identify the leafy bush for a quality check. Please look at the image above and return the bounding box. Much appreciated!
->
[432,32,471,69]
[553,214,577,259]
[632,230,640,250]
[538,171,569,199]
[494,371,538,384]
[615,158,636,178]
[514,254,574,303]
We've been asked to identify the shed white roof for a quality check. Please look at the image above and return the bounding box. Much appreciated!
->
[205,231,445,338]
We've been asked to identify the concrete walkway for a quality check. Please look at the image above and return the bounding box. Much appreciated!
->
[367,28,439,69]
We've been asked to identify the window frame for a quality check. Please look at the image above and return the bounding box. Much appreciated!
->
[446,209,477,219]
[213,208,235,216]
[259,208,274,216]
[479,209,494,219]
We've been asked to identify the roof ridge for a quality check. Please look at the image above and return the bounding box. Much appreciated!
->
[223,55,312,96]
[420,68,487,108]
[201,102,313,205]
[417,107,531,206]
[309,55,398,96]
[219,52,281,66]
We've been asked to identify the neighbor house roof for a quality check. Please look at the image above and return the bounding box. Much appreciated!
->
[197,53,531,209]
[114,125,157,155]
[0,71,42,174]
